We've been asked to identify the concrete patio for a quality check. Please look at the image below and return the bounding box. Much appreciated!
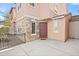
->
[0,39,79,56]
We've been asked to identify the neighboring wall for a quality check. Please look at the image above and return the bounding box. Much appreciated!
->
[69,15,79,39]
[9,7,16,34]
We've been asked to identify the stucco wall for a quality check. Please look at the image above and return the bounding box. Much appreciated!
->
[64,13,71,41]
[36,3,68,19]
[16,3,39,20]
[48,13,71,42]
[48,18,66,41]
[49,3,68,16]
[16,3,68,20]
[15,3,68,42]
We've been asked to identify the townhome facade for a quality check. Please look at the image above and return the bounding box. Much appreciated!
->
[15,3,71,42]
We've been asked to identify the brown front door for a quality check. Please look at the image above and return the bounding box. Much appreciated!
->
[39,22,47,38]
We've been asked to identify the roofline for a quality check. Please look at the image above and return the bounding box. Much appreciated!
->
[52,13,72,20]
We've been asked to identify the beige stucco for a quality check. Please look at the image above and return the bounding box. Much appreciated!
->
[15,3,69,42]
[48,17,65,41]
[16,3,68,20]
[48,13,71,42]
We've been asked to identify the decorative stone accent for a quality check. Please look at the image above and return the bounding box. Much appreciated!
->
[16,17,39,42]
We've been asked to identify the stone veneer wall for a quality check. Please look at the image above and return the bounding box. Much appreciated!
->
[16,17,39,42]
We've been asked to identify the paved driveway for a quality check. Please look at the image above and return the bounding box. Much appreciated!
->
[0,39,79,56]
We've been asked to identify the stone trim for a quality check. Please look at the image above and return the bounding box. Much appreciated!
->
[16,15,39,22]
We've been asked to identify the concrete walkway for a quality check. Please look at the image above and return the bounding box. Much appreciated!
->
[0,39,79,56]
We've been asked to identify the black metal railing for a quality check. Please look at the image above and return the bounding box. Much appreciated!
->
[0,33,26,51]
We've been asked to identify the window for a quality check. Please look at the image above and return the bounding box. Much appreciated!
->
[29,3,35,7]
[32,22,36,34]
[53,20,59,32]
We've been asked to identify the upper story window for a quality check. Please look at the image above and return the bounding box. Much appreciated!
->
[29,3,35,7]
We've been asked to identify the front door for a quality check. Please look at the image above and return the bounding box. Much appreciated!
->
[39,22,47,39]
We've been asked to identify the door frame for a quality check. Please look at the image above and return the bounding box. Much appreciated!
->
[39,21,48,39]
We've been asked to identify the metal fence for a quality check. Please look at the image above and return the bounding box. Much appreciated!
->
[0,33,26,51]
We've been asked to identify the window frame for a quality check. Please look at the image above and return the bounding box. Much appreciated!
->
[52,19,60,33]
[31,21,36,35]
